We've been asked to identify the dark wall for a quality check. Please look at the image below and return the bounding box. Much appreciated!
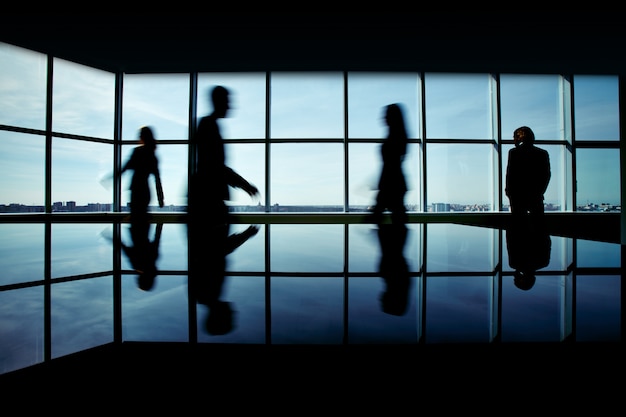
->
[1,12,626,74]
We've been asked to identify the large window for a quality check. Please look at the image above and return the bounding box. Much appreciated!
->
[0,41,622,376]
[0,41,621,213]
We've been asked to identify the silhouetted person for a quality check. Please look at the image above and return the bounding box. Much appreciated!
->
[506,220,551,291]
[371,103,409,225]
[188,85,259,223]
[378,223,411,315]
[187,85,260,335]
[121,126,164,222]
[505,126,550,223]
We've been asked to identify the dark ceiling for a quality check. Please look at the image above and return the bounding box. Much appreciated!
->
[1,12,626,74]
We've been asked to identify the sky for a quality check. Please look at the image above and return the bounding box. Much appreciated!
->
[0,41,621,210]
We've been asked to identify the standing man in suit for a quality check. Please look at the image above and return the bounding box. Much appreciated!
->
[505,126,551,221]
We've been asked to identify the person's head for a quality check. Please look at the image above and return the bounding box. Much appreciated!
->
[211,85,230,118]
[385,103,405,127]
[513,126,535,147]
[139,126,157,151]
[514,270,536,291]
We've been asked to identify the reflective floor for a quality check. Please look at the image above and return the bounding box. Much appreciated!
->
[0,220,622,379]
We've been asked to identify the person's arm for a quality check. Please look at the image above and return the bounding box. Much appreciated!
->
[155,173,164,207]
[224,166,259,198]
[504,150,513,197]
[541,151,551,194]
[150,153,164,207]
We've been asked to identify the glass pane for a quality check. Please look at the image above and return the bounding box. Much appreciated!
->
[502,143,566,211]
[347,72,419,139]
[224,143,265,210]
[122,274,188,342]
[425,73,492,139]
[122,74,190,140]
[270,72,344,139]
[0,42,47,130]
[52,138,113,210]
[270,143,343,209]
[574,75,620,140]
[270,224,343,272]
[500,74,562,140]
[348,224,383,273]
[270,276,344,344]
[52,58,115,138]
[0,224,44,286]
[501,275,564,342]
[51,276,114,359]
[102,222,188,274]
[426,223,496,272]
[349,142,380,210]
[197,276,266,343]
[156,223,189,271]
[575,148,621,210]
[226,224,265,272]
[426,143,494,211]
[0,131,45,209]
[0,286,44,374]
[576,239,621,268]
[424,276,493,343]
[349,143,420,212]
[348,223,422,273]
[576,275,621,342]
[197,73,266,139]
[120,142,188,210]
[51,224,112,278]
[348,277,419,344]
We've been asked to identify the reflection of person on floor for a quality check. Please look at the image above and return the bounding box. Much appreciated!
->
[124,221,163,291]
[101,220,163,291]
[190,224,259,335]
[506,220,551,291]
[377,223,411,315]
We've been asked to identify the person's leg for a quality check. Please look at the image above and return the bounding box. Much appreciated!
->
[371,190,387,225]
[390,193,407,225]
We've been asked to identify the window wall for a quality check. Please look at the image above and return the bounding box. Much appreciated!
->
[0,41,622,376]
[0,41,621,214]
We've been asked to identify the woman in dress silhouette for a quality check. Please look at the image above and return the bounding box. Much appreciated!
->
[371,103,409,225]
[121,125,164,221]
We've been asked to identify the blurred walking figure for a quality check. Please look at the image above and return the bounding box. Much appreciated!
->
[371,103,409,226]
[188,85,259,221]
[505,126,551,221]
[121,125,164,221]
[188,85,260,335]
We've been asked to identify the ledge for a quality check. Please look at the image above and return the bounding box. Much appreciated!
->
[0,211,620,243]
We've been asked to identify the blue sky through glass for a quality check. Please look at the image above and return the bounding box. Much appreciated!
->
[0,42,621,210]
